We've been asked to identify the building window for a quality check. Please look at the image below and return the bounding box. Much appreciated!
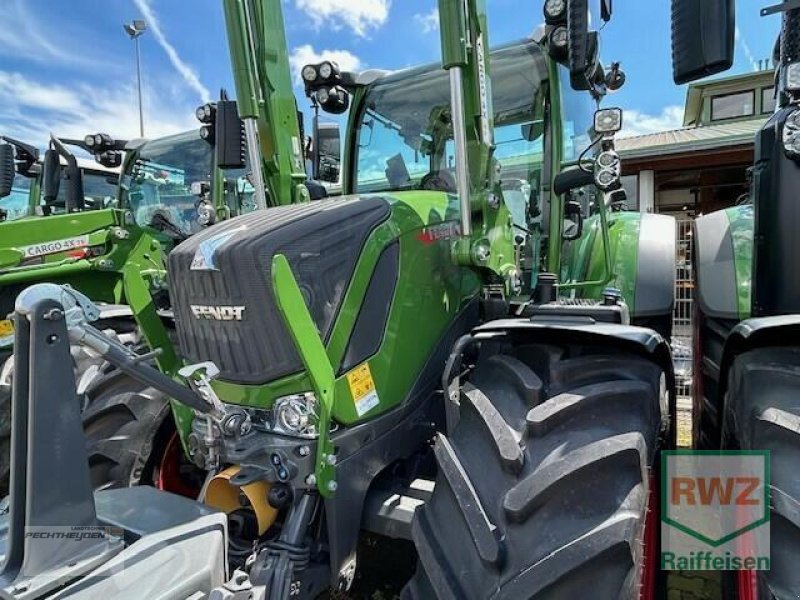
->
[710,91,755,121]
[762,86,776,114]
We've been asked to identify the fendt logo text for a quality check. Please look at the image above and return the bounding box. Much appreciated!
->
[661,451,770,571]
[190,305,246,321]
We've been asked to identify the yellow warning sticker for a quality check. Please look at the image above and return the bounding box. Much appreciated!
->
[346,362,380,417]
[0,319,13,346]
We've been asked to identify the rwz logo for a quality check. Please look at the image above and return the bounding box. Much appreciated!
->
[190,304,246,321]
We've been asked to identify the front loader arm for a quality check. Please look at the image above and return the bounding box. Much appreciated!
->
[222,0,309,208]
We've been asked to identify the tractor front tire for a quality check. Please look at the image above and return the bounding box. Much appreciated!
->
[82,369,171,490]
[722,346,800,598]
[404,342,669,599]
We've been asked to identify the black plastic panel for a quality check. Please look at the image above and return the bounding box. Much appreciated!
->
[752,108,800,316]
[338,242,399,375]
[168,197,391,384]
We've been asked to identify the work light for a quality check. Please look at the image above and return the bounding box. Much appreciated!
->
[785,62,800,93]
[594,108,623,135]
[543,0,566,24]
[319,61,334,80]
[782,109,800,159]
[84,134,96,148]
[302,64,318,84]
[195,103,215,124]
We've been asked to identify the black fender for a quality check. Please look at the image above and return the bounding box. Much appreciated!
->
[693,210,740,320]
[472,318,677,446]
[719,315,800,397]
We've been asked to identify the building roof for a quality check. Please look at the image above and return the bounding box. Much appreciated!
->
[617,118,765,160]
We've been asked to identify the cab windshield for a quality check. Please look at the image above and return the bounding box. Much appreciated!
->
[122,131,213,236]
[559,66,597,162]
[0,172,32,221]
[43,168,119,215]
[354,39,549,224]
[0,166,118,222]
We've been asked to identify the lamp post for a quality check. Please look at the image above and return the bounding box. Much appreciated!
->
[123,20,147,138]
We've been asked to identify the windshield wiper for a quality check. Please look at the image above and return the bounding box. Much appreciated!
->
[149,209,188,242]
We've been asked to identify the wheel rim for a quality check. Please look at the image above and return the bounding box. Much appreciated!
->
[155,431,202,498]
[640,473,658,599]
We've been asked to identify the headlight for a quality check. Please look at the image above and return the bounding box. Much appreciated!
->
[783,109,800,159]
[84,134,96,148]
[543,0,566,23]
[594,108,623,135]
[272,393,318,438]
[301,64,318,84]
[785,62,800,93]
[319,61,333,80]
[94,134,104,146]
[316,87,330,105]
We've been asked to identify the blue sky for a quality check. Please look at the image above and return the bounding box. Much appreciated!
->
[0,0,781,147]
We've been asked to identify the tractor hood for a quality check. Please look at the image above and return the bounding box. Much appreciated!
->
[0,209,117,270]
[168,197,395,385]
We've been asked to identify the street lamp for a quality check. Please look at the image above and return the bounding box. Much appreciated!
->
[123,19,147,138]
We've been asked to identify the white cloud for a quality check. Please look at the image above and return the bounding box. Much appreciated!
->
[0,0,105,69]
[0,70,196,145]
[288,45,363,84]
[734,26,759,72]
[414,8,439,34]
[132,0,211,103]
[295,0,390,37]
[619,105,684,138]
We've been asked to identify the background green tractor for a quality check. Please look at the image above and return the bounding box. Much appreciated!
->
[687,0,800,596]
[0,122,264,493]
[60,0,680,597]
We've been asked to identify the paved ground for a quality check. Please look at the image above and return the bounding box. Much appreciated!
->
[668,396,722,600]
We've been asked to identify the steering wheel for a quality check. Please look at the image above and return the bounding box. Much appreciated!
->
[420,170,456,193]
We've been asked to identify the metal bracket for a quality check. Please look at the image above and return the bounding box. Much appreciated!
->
[761,1,800,16]
[271,254,336,497]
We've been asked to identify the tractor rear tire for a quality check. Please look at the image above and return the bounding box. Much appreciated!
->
[82,369,171,490]
[403,342,669,599]
[722,347,800,599]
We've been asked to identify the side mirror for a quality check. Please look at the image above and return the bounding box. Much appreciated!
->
[521,121,545,142]
[0,144,14,199]
[566,0,591,90]
[313,120,341,183]
[215,99,246,170]
[671,0,734,84]
[42,148,61,205]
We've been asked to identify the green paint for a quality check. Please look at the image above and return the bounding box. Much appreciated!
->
[725,204,755,319]
[561,211,642,312]
[271,254,336,496]
[222,0,308,206]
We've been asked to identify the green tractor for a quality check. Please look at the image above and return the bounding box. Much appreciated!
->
[688,0,800,596]
[0,0,687,598]
[0,124,266,492]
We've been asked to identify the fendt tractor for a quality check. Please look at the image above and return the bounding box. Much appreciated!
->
[683,0,800,597]
[0,0,731,598]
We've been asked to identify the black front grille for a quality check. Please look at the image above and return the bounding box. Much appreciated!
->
[168,197,391,385]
